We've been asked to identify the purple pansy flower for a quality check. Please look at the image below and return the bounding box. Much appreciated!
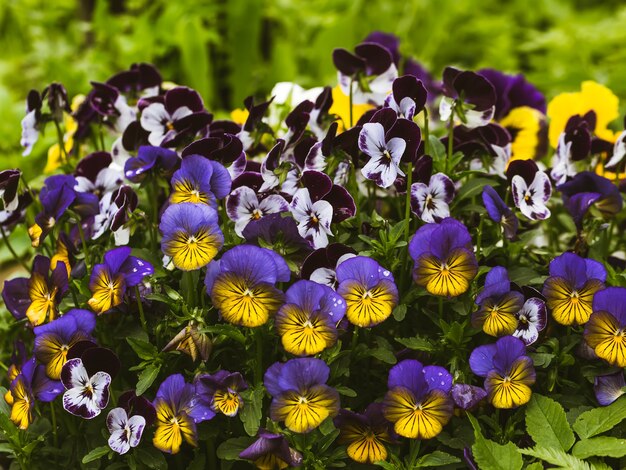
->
[87,246,153,314]
[226,182,289,237]
[584,287,626,368]
[336,256,398,327]
[558,172,623,230]
[451,384,487,410]
[551,114,593,185]
[384,75,428,120]
[195,370,248,417]
[34,309,96,380]
[382,359,453,439]
[482,185,518,239]
[160,202,224,271]
[290,187,333,249]
[239,429,303,468]
[508,159,552,220]
[512,297,547,346]
[440,67,496,128]
[182,134,247,180]
[410,173,455,223]
[300,243,357,288]
[92,185,138,245]
[124,145,179,183]
[594,372,626,406]
[242,212,312,262]
[477,68,546,120]
[275,279,346,356]
[107,407,146,455]
[264,357,340,433]
[20,89,42,156]
[469,336,536,408]
[409,218,478,298]
[0,169,21,212]
[170,154,231,206]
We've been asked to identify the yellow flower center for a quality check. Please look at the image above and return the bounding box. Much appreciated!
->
[166,121,175,131]
[251,209,263,220]
[383,150,392,161]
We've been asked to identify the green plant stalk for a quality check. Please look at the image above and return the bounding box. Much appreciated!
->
[400,162,414,291]
[0,226,29,270]
[53,120,68,165]
[408,438,421,467]
[254,327,263,385]
[476,216,484,258]
[50,401,58,448]
[76,222,91,272]
[182,271,197,308]
[423,108,430,155]
[349,78,354,128]
[446,103,455,174]
[135,285,148,334]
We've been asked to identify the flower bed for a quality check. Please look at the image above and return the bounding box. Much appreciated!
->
[1,32,626,469]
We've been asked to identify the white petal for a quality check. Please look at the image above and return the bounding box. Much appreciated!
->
[308,226,329,249]
[606,130,626,168]
[511,175,526,209]
[290,188,313,222]
[399,97,417,120]
[529,171,552,203]
[369,64,398,95]
[110,138,132,172]
[21,110,39,156]
[464,106,496,129]
[127,415,146,447]
[312,200,334,233]
[90,372,112,409]
[258,194,289,215]
[226,187,258,222]
[63,387,102,418]
[358,123,386,157]
[107,407,129,433]
[410,182,428,216]
[386,137,407,166]
[171,106,193,121]
[439,97,454,122]
[108,429,131,454]
[310,267,337,287]
[270,82,306,105]
[429,173,455,203]
[113,227,130,246]
[305,142,326,171]
[74,176,95,193]
[64,359,90,388]
[490,144,511,179]
[361,155,399,188]
[422,199,450,223]
[113,95,137,133]
[140,102,168,132]
[95,168,124,194]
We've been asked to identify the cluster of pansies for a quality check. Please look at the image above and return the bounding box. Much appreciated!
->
[1,31,626,469]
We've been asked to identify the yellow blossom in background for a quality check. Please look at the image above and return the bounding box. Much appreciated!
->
[329,85,374,132]
[230,108,249,126]
[547,81,619,148]
[499,106,547,161]
[44,94,84,173]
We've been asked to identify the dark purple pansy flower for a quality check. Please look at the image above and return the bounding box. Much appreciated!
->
[594,372,626,406]
[8,357,63,429]
[87,246,153,314]
[449,123,512,178]
[551,114,594,185]
[508,159,552,220]
[477,68,546,120]
[451,383,487,410]
[384,75,428,120]
[334,403,396,464]
[34,309,96,380]
[182,134,247,180]
[124,145,179,183]
[300,243,357,288]
[363,31,401,65]
[0,192,32,233]
[139,86,212,147]
[88,81,136,133]
[0,169,21,212]
[242,212,312,263]
[469,336,535,408]
[440,67,496,128]
[239,429,303,468]
[290,186,332,249]
[93,185,138,245]
[404,59,442,102]
[195,370,248,417]
[382,359,453,439]
[107,62,162,97]
[333,42,398,105]
[558,171,623,229]
[482,185,518,240]
[264,357,339,433]
[359,108,421,188]
[61,345,120,419]
[21,89,42,156]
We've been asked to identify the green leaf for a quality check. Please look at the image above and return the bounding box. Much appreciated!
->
[518,446,593,470]
[467,413,523,470]
[82,445,110,464]
[133,446,168,469]
[127,337,158,361]
[392,304,407,322]
[136,363,161,396]
[216,437,254,460]
[415,450,461,467]
[525,464,543,470]
[525,394,575,451]
[395,336,436,352]
[239,386,263,436]
[573,396,626,439]
[572,436,626,459]
[456,178,498,202]
[0,387,10,415]
[335,386,357,397]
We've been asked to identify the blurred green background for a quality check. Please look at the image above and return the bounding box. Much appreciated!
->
[1,0,626,176]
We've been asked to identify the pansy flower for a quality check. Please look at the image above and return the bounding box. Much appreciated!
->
[384,75,427,120]
[25,255,68,325]
[61,344,120,419]
[334,403,395,464]
[92,185,138,245]
[195,370,248,417]
[300,243,356,288]
[605,128,626,169]
[558,172,623,230]
[584,287,626,367]
[290,187,333,249]
[0,169,21,212]
[409,218,478,298]
[594,372,626,406]
[182,134,247,180]
[333,42,398,106]
[264,358,340,433]
[410,173,455,223]
[88,246,154,314]
[21,90,42,156]
[382,359,453,439]
[452,124,512,178]
[34,309,96,379]
[160,202,224,271]
[239,429,303,469]
[550,114,593,185]
[0,192,32,234]
[275,280,346,356]
[124,145,179,183]
[359,109,420,188]
[336,256,398,328]
[169,154,231,206]
[450,384,487,410]
[469,336,536,409]
[440,67,496,128]
[139,86,212,147]
[542,252,606,326]
[512,297,547,346]
[482,185,518,240]
[206,245,289,327]
[8,357,63,430]
[508,159,552,220]
[74,151,124,198]
[107,407,147,455]
[472,267,524,337]
[153,374,214,454]
[162,323,211,362]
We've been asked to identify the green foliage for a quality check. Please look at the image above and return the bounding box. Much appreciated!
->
[525,393,575,451]
[573,396,626,439]
[467,413,523,470]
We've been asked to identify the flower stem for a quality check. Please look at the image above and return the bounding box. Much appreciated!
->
[476,216,484,259]
[0,226,29,270]
[401,162,414,290]
[423,108,430,155]
[408,438,421,466]
[135,285,148,334]
[446,105,455,174]
[53,120,68,165]
[254,327,264,385]
[50,401,59,448]
[76,222,91,272]
[349,78,354,129]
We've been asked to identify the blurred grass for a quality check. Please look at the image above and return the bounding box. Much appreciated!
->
[1,0,626,178]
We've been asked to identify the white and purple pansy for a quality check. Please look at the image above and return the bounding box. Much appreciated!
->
[440,67,496,129]
[301,243,357,289]
[290,187,334,249]
[74,152,124,198]
[410,173,455,223]
[106,407,146,454]
[21,90,42,157]
[384,75,427,120]
[509,160,552,221]
[359,109,420,188]
[606,129,626,169]
[513,297,547,345]
[61,358,111,419]
[226,173,289,237]
[550,115,592,185]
